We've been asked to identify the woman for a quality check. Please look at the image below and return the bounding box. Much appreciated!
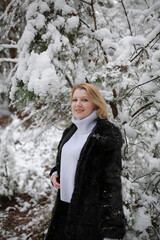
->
[45,83,126,240]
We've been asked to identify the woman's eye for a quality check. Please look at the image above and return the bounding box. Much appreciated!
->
[72,99,77,102]
[82,99,88,102]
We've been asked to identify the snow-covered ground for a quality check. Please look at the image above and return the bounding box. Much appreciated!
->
[0,118,63,239]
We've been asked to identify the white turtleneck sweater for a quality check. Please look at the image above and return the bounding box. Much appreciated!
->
[60,110,97,203]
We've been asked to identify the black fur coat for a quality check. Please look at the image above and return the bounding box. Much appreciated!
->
[50,118,126,240]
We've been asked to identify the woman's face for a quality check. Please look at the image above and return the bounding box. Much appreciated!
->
[71,89,95,119]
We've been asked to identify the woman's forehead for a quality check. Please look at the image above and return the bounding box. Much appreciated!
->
[73,88,88,96]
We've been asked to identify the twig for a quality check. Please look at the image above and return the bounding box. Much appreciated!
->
[130,32,160,62]
[96,39,108,63]
[145,32,160,48]
[124,76,160,97]
[79,18,92,31]
[90,0,108,63]
[138,111,159,126]
[65,74,73,88]
[130,106,152,126]
[91,0,97,30]
[80,0,91,5]
[150,33,160,49]
[143,0,150,8]
[131,101,154,118]
[120,0,133,37]
[132,171,160,182]
[79,0,108,63]
[145,174,160,193]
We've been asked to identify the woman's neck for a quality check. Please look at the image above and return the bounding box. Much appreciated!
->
[72,110,97,135]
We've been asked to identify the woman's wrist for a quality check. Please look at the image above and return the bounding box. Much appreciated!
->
[50,171,57,181]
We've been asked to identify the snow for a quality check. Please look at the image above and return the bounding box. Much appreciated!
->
[24,51,60,96]
[94,28,112,41]
[26,1,50,20]
[65,16,79,33]
[34,13,46,30]
[124,123,136,138]
[134,207,152,231]
[0,117,62,199]
[53,16,65,29]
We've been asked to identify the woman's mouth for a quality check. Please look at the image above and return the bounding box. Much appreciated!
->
[75,109,84,113]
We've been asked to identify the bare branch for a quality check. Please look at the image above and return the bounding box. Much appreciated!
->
[143,0,150,8]
[131,101,154,118]
[65,74,73,88]
[79,18,92,30]
[130,32,160,62]
[96,39,109,63]
[147,32,160,48]
[124,76,160,97]
[132,171,160,183]
[120,0,133,36]
[79,0,109,63]
[80,0,91,5]
[91,0,97,30]
[138,111,159,126]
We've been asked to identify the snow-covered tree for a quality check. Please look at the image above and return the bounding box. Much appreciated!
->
[0,0,160,239]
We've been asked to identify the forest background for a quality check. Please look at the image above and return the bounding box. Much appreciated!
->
[0,0,160,239]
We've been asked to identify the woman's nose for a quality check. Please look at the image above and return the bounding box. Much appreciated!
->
[76,100,82,106]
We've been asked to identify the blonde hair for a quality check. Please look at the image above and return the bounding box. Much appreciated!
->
[71,83,109,118]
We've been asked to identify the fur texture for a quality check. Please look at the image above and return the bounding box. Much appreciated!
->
[50,118,126,240]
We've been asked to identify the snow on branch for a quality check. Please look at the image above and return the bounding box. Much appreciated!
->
[0,44,18,50]
[0,44,18,51]
[130,29,160,63]
[124,76,160,97]
[0,58,18,63]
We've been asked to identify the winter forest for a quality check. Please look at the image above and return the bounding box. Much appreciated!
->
[0,0,160,239]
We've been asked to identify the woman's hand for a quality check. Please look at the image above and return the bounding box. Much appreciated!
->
[52,174,60,189]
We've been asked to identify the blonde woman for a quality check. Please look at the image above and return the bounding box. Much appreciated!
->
[45,83,126,240]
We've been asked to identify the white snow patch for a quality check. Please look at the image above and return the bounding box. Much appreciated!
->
[65,16,79,33]
[134,207,152,231]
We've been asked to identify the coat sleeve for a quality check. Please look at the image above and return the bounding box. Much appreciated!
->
[50,166,57,176]
[97,128,126,239]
